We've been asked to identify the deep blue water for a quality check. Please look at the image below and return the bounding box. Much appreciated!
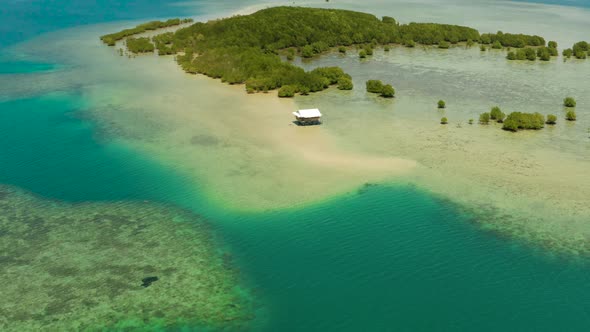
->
[3,0,590,331]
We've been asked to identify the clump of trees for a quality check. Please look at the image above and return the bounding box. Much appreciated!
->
[438,100,446,109]
[507,47,556,61]
[502,112,545,131]
[572,41,589,59]
[546,114,557,125]
[126,37,155,53]
[441,117,448,124]
[100,18,193,46]
[563,41,589,60]
[566,110,577,121]
[366,80,395,98]
[564,97,576,107]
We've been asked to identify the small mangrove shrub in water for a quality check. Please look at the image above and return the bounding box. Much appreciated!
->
[380,84,395,98]
[546,114,557,125]
[366,80,384,93]
[441,117,448,124]
[438,100,446,109]
[359,50,367,58]
[566,110,577,121]
[479,112,491,124]
[564,97,576,108]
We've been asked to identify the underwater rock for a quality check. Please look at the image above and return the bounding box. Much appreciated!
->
[141,276,159,287]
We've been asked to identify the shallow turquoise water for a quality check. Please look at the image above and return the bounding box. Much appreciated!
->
[218,186,590,331]
[3,1,590,331]
[0,92,194,203]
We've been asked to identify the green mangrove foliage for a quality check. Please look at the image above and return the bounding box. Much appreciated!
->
[100,18,193,46]
[337,77,354,90]
[126,37,155,53]
[479,112,491,124]
[152,32,178,55]
[507,47,556,61]
[405,40,416,48]
[380,84,395,98]
[572,41,589,59]
[438,41,451,49]
[366,80,384,93]
[366,80,395,98]
[566,110,577,121]
[441,117,448,124]
[502,112,545,131]
[564,97,577,107]
[438,100,446,109]
[398,23,480,45]
[546,114,557,125]
[480,31,545,48]
[490,106,505,122]
[104,7,550,96]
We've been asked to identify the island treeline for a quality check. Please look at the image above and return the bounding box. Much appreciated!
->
[100,18,193,46]
[101,7,548,96]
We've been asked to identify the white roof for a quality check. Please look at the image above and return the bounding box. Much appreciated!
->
[293,108,322,118]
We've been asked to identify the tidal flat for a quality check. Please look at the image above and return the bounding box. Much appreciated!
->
[0,186,256,331]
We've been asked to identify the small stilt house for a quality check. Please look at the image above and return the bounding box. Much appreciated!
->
[293,108,322,126]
